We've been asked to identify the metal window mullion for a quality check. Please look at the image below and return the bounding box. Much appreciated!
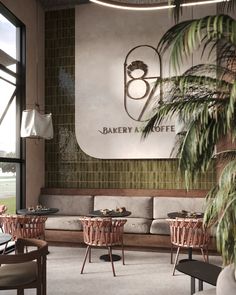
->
[0,88,17,125]
[0,64,18,78]
[0,157,24,163]
[0,76,16,86]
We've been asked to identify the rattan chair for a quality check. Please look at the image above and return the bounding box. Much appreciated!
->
[80,217,127,276]
[0,215,47,241]
[167,218,209,275]
[0,238,48,295]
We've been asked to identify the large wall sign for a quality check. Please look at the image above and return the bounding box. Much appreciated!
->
[75,4,216,159]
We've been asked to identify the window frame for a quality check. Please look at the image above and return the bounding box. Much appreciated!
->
[0,1,26,211]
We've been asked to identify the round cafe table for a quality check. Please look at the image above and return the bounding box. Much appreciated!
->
[87,209,131,262]
[17,208,59,216]
[87,210,131,218]
[167,211,204,219]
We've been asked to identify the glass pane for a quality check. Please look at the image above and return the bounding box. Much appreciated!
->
[0,162,16,214]
[0,93,16,157]
[0,74,16,115]
[0,68,16,85]
[0,13,16,60]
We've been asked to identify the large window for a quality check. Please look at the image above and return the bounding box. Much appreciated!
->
[0,2,25,213]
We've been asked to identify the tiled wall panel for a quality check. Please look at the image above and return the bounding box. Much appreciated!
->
[45,9,216,190]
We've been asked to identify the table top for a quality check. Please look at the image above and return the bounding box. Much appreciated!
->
[167,211,204,219]
[87,210,131,218]
[0,233,12,246]
[17,207,59,216]
[176,260,222,286]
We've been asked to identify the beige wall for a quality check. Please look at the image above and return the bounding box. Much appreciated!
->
[1,0,45,206]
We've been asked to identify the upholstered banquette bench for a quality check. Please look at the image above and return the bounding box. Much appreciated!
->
[39,188,215,249]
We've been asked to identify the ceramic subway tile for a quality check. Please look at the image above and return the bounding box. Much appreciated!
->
[45,8,216,190]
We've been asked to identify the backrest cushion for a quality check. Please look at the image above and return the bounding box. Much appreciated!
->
[153,197,205,219]
[94,196,153,219]
[39,195,94,216]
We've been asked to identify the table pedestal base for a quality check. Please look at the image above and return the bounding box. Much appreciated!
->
[100,254,121,262]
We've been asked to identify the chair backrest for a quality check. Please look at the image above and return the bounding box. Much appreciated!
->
[0,238,48,293]
[0,215,47,240]
[166,218,209,248]
[80,217,127,247]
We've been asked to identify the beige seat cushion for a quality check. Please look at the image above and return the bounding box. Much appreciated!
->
[0,261,37,287]
[94,196,153,219]
[39,194,94,216]
[121,218,152,234]
[150,219,170,235]
[45,215,82,231]
[153,197,205,219]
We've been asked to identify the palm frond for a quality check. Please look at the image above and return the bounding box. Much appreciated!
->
[204,160,236,265]
[152,5,236,267]
[158,14,236,72]
[214,149,236,162]
[169,0,183,23]
[169,0,236,23]
[204,185,220,227]
[206,187,236,266]
[218,159,236,189]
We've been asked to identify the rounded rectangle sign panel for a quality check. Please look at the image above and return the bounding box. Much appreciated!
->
[75,4,216,159]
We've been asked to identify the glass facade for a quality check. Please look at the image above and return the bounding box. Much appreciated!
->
[0,4,25,213]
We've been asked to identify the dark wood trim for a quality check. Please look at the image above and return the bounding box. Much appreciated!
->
[45,230,216,250]
[41,188,208,198]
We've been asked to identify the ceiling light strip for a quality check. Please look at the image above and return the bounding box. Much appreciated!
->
[90,0,228,11]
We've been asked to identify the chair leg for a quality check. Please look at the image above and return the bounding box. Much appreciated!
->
[201,247,209,263]
[81,245,90,274]
[172,246,180,276]
[89,247,92,263]
[121,240,125,265]
[108,246,116,277]
[170,244,173,264]
[42,257,47,295]
[206,247,209,262]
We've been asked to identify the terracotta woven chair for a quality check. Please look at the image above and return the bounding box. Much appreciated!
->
[80,217,127,276]
[0,238,48,295]
[0,215,47,241]
[167,218,209,275]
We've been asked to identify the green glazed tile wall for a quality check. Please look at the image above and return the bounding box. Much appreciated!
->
[45,9,216,190]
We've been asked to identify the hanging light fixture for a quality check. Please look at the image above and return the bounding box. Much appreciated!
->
[20,109,53,139]
[90,0,227,10]
[20,0,53,140]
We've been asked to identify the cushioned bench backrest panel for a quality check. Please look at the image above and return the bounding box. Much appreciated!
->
[39,195,94,216]
[94,196,153,219]
[153,197,205,219]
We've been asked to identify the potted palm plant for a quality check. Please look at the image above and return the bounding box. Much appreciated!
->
[143,1,236,293]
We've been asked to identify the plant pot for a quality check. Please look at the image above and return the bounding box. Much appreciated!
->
[216,264,236,295]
